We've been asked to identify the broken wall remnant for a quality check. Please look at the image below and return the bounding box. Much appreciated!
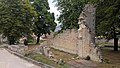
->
[43,4,102,62]
[43,29,78,54]
[78,4,102,62]
[0,34,2,45]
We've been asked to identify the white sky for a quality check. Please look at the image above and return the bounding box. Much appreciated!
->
[48,0,61,31]
[48,0,60,22]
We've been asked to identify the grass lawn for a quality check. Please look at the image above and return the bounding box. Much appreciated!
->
[25,46,78,68]
[26,53,69,68]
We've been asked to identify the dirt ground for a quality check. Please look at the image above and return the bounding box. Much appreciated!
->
[28,44,41,50]
[97,48,120,68]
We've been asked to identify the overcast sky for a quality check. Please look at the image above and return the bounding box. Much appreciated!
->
[48,0,60,21]
[48,0,61,31]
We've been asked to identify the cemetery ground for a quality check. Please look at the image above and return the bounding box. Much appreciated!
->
[26,42,120,68]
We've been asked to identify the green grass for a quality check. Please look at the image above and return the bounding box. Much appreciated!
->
[26,53,69,68]
[50,48,78,61]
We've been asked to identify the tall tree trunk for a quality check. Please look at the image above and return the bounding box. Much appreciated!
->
[114,28,118,51]
[114,37,118,51]
[36,33,40,44]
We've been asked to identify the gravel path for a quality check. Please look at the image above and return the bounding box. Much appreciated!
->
[0,48,41,68]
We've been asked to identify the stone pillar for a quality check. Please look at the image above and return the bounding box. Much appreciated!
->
[78,4,102,62]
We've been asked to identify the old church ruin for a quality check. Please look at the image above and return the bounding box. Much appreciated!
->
[43,4,102,62]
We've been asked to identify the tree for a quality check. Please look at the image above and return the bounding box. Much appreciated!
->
[0,0,37,45]
[54,0,86,30]
[55,0,120,51]
[31,0,56,44]
[54,0,100,30]
[96,0,120,51]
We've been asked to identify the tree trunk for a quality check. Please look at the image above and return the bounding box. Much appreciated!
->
[114,27,118,51]
[36,33,40,44]
[114,37,118,51]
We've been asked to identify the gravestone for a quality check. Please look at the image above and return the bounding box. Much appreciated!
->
[78,4,102,62]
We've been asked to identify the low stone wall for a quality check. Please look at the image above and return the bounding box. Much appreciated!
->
[44,29,78,54]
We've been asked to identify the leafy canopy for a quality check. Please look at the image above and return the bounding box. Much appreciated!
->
[96,0,120,39]
[32,0,57,35]
[0,0,37,44]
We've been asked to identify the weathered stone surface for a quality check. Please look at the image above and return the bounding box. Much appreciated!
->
[78,4,102,62]
[43,29,78,54]
[0,34,8,45]
[31,45,54,58]
[7,44,28,55]
[0,34,3,45]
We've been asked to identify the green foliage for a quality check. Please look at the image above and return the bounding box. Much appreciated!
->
[0,0,37,44]
[53,0,101,30]
[27,35,35,43]
[31,0,57,44]
[96,0,120,39]
[32,0,57,34]
[54,0,86,30]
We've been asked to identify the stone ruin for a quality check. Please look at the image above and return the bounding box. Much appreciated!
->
[0,34,8,45]
[30,45,54,58]
[7,44,28,55]
[0,34,2,45]
[78,4,102,62]
[0,4,102,62]
[41,4,103,62]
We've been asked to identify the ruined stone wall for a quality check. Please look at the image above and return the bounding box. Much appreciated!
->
[44,29,78,54]
[43,4,102,62]
[77,4,102,62]
[0,34,2,45]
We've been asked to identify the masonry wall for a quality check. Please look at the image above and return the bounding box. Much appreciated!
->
[44,29,78,54]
